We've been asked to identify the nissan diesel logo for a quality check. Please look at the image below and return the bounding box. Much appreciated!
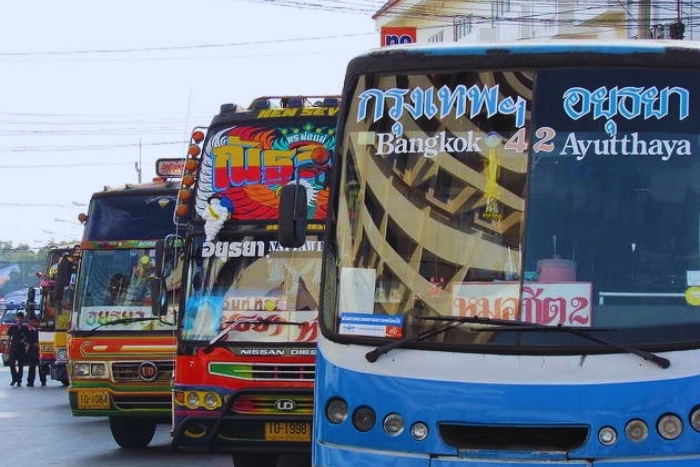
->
[275,399,296,411]
[138,361,158,382]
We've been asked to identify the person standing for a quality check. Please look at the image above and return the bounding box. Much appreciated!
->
[7,311,28,387]
[25,316,45,387]
[54,252,73,311]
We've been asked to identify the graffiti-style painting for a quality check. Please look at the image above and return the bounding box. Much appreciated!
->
[194,124,336,222]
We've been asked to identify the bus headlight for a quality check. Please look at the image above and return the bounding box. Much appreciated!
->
[625,419,648,442]
[326,398,348,424]
[186,391,200,409]
[657,414,683,440]
[203,392,221,410]
[352,406,376,432]
[73,362,90,376]
[90,363,106,377]
[410,422,429,441]
[382,413,404,436]
[690,407,700,432]
[598,426,617,446]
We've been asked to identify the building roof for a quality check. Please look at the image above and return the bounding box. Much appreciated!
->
[372,0,405,20]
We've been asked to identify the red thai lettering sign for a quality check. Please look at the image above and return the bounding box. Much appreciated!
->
[381,27,417,47]
[452,282,593,327]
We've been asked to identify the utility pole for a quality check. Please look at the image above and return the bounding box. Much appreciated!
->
[639,0,651,39]
[135,139,142,183]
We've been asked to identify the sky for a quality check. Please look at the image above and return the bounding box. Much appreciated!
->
[0,0,381,250]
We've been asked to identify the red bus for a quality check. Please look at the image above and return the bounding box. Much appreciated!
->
[170,95,338,467]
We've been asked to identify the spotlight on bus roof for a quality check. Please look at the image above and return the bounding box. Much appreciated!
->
[220,103,237,113]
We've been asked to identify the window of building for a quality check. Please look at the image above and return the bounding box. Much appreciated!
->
[428,30,445,43]
[454,15,473,40]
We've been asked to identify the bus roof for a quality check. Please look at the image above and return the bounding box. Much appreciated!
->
[346,39,700,75]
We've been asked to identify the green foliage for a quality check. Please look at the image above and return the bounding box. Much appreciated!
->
[0,240,75,298]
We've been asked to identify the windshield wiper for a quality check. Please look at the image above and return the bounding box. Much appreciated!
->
[203,317,305,354]
[84,316,174,336]
[366,315,670,369]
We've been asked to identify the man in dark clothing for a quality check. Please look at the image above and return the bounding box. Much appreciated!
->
[25,317,45,387]
[7,311,28,387]
[54,253,73,310]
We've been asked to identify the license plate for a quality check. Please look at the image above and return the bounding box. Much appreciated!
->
[264,422,311,442]
[77,390,110,410]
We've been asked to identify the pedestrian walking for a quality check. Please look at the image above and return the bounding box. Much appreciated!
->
[25,316,46,387]
[7,311,28,387]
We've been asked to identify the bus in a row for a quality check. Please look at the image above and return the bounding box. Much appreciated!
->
[310,40,700,466]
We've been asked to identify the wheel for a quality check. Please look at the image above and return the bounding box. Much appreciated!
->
[231,453,279,467]
[109,417,157,449]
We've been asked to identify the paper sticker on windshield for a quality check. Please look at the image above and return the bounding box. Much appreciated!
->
[685,287,700,306]
[339,313,404,339]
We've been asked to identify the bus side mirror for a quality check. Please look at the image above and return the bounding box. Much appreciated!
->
[278,184,308,248]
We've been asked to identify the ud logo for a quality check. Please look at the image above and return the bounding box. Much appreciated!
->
[139,361,159,382]
[274,399,296,411]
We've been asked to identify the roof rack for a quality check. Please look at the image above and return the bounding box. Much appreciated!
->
[247,95,341,110]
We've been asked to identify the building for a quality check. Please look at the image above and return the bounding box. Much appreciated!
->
[374,0,696,45]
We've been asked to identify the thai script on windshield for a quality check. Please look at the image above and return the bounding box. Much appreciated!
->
[200,240,324,259]
[562,86,689,137]
[356,85,527,136]
[452,282,592,327]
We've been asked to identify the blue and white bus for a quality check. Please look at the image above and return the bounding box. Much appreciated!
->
[312,41,700,466]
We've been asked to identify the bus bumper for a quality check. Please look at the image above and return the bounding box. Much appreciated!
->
[313,444,700,467]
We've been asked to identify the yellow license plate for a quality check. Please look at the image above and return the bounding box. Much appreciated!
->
[264,422,311,442]
[77,390,110,410]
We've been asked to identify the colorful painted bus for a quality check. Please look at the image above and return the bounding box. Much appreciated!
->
[28,246,80,386]
[170,95,338,466]
[68,158,183,448]
[312,40,700,466]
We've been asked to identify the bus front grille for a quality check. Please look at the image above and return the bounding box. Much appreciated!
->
[111,361,174,382]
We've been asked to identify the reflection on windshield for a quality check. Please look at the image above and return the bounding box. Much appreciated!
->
[328,67,700,351]
[181,236,321,343]
[75,249,177,331]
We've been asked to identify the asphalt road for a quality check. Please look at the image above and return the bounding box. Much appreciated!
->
[0,365,232,467]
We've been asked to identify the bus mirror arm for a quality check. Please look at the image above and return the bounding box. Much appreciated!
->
[149,278,166,316]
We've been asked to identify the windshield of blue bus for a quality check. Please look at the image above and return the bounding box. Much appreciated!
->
[73,248,177,331]
[326,65,700,351]
[180,233,321,344]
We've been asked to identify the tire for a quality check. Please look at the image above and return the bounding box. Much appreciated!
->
[231,453,279,467]
[109,417,157,449]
